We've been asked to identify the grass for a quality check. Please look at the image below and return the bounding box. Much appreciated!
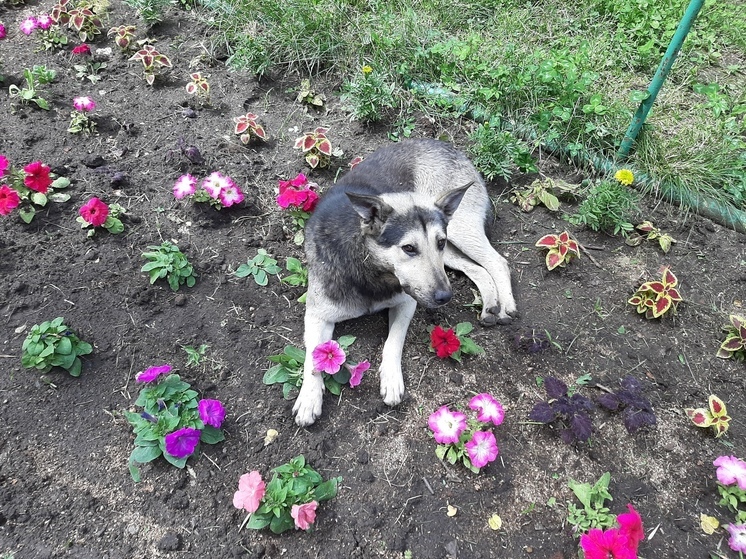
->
[201,0,746,212]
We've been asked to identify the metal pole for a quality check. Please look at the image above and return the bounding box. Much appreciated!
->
[617,0,705,160]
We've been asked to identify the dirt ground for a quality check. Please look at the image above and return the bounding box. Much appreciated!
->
[1,2,746,558]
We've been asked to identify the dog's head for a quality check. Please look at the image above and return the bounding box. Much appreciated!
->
[346,183,471,308]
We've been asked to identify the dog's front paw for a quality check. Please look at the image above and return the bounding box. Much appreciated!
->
[379,363,405,406]
[293,381,324,427]
[481,303,518,326]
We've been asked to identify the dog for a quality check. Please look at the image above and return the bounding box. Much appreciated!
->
[292,139,517,426]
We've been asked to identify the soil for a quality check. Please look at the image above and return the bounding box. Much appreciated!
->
[2,3,746,559]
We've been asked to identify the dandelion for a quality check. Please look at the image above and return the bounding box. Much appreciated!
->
[135,363,172,383]
[362,65,373,74]
[428,405,467,444]
[465,430,498,469]
[164,427,201,459]
[173,174,197,199]
[430,325,460,358]
[73,96,96,112]
[348,360,370,388]
[23,161,52,194]
[198,399,226,428]
[233,471,266,513]
[20,17,37,35]
[291,501,318,530]
[614,169,634,186]
[312,340,346,374]
[79,197,109,227]
[0,185,21,216]
[468,393,505,426]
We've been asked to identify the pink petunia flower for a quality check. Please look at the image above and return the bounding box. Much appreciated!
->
[727,523,746,553]
[0,154,9,177]
[617,504,644,551]
[276,174,319,212]
[164,427,201,459]
[135,363,172,383]
[714,455,746,490]
[79,197,109,227]
[20,17,37,35]
[348,360,370,388]
[291,501,318,530]
[201,171,232,199]
[465,430,498,469]
[312,340,346,374]
[218,181,244,207]
[428,405,467,444]
[23,161,52,194]
[198,399,226,428]
[233,471,266,513]
[73,96,96,112]
[0,185,21,216]
[468,393,505,426]
[72,43,91,55]
[36,14,53,30]
[0,23,7,39]
[580,527,636,559]
[173,174,197,199]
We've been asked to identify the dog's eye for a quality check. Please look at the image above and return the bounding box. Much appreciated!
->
[401,244,418,256]
[437,238,447,251]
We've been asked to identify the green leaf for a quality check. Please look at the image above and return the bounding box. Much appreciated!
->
[337,335,356,348]
[19,206,36,223]
[129,462,142,482]
[200,425,224,444]
[445,446,459,464]
[314,477,341,502]
[255,269,268,286]
[269,513,294,534]
[131,444,163,464]
[105,217,124,234]
[163,452,188,469]
[67,357,82,377]
[459,337,484,356]
[263,365,290,385]
[435,445,447,461]
[56,337,73,355]
[51,177,71,189]
[31,192,48,206]
[454,322,473,337]
[76,341,93,356]
[324,376,342,395]
[284,345,306,362]
[246,512,272,530]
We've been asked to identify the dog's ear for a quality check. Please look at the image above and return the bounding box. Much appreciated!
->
[435,182,472,219]
[346,192,394,225]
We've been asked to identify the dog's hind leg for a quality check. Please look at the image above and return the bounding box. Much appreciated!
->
[293,313,335,427]
[443,245,502,326]
[380,296,417,406]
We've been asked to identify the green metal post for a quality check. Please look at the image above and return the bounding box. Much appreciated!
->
[617,0,705,160]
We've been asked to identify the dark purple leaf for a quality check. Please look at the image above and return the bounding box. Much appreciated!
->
[560,429,575,444]
[570,413,593,442]
[570,393,595,412]
[597,393,621,411]
[544,377,568,400]
[620,376,641,393]
[623,409,657,433]
[529,401,556,423]
[553,397,575,416]
[617,390,653,412]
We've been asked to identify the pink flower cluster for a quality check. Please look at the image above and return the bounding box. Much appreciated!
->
[311,339,369,388]
[714,456,746,553]
[0,156,54,217]
[173,172,244,208]
[20,14,53,35]
[73,96,96,112]
[276,173,319,212]
[428,393,505,469]
[233,471,318,530]
[579,504,644,559]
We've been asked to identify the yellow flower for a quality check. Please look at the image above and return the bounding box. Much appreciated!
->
[614,169,634,186]
[362,65,373,75]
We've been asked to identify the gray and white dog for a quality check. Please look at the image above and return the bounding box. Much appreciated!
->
[293,139,517,426]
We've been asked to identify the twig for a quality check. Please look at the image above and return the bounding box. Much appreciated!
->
[422,477,434,495]
[395,495,422,525]
[578,243,603,269]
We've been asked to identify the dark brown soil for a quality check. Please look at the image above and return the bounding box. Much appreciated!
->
[2,3,746,559]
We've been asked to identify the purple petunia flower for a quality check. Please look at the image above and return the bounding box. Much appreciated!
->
[198,399,226,428]
[312,340,346,374]
[201,172,231,199]
[73,96,96,112]
[0,23,7,40]
[465,430,498,469]
[727,523,746,553]
[428,406,467,444]
[135,363,172,383]
[164,427,201,458]
[36,14,53,30]
[468,393,505,426]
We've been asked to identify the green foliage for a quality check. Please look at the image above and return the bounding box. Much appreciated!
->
[468,119,537,182]
[74,60,107,84]
[716,315,746,361]
[183,344,210,367]
[235,249,281,286]
[566,472,616,535]
[568,179,638,236]
[21,317,93,377]
[281,257,308,288]
[8,66,57,110]
[122,0,171,25]
[141,241,197,291]
[38,27,69,51]
[244,455,342,534]
[717,482,746,524]
[449,322,484,363]
[341,66,396,123]
[511,177,579,212]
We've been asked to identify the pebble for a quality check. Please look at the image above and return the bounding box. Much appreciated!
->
[126,523,138,535]
[175,294,187,306]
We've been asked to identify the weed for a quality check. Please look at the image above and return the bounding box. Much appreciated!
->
[281,257,308,288]
[141,241,197,291]
[566,472,616,535]
[341,65,396,123]
[569,179,638,237]
[123,0,170,25]
[235,249,281,286]
[183,344,209,367]
[8,66,56,110]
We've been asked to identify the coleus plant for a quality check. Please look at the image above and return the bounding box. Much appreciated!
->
[716,315,746,361]
[596,376,656,433]
[294,127,333,169]
[627,267,682,319]
[535,231,580,271]
[129,44,172,85]
[686,394,731,438]
[186,72,210,101]
[50,0,103,42]
[529,376,594,444]
[108,24,136,51]
[625,220,676,253]
[233,112,267,144]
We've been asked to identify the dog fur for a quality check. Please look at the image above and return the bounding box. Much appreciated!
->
[293,139,517,426]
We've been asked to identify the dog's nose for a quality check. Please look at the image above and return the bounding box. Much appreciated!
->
[434,290,452,305]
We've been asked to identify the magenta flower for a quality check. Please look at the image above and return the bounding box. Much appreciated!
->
[218,181,244,207]
[23,161,52,194]
[465,430,498,469]
[202,171,232,199]
[198,399,226,428]
[291,501,318,530]
[580,528,636,559]
[164,427,201,459]
[79,197,109,227]
[72,43,91,55]
[617,504,644,551]
[0,23,6,39]
[277,174,319,212]
[0,185,21,216]
[468,393,505,426]
[0,154,9,176]
[312,340,346,374]
[727,523,746,553]
[20,17,37,35]
[233,471,266,513]
[73,96,96,112]
[36,14,53,30]
[428,406,467,444]
[714,455,746,490]
[135,363,172,383]
[348,360,370,388]
[173,174,197,199]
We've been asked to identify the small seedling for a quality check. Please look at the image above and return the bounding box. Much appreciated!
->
[686,395,731,438]
[8,66,56,110]
[529,376,594,443]
[235,249,281,286]
[628,267,682,319]
[296,78,325,108]
[716,315,746,361]
[183,343,209,367]
[233,112,267,144]
[129,45,172,85]
[566,472,616,535]
[294,127,333,169]
[281,257,308,287]
[511,177,578,212]
[625,221,676,253]
[596,376,656,433]
[535,231,580,270]
[141,241,197,291]
[21,317,93,377]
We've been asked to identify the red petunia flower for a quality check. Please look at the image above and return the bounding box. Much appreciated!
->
[430,325,461,358]
[23,161,52,194]
[79,197,109,227]
[72,43,91,55]
[0,185,21,216]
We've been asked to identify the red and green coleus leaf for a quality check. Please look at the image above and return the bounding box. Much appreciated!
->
[662,267,678,287]
[545,248,565,271]
[535,234,560,249]
[306,153,320,168]
[709,394,728,418]
[652,296,673,318]
[686,407,713,427]
[234,117,251,134]
[316,138,332,156]
[301,135,316,152]
[253,124,267,140]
